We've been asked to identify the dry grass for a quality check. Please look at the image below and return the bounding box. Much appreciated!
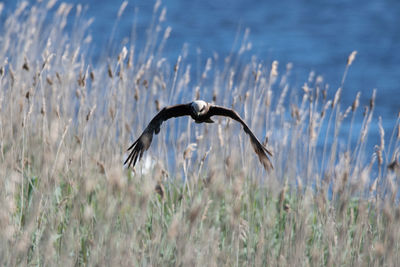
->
[0,1,399,266]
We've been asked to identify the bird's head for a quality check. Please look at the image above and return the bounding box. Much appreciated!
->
[191,100,208,117]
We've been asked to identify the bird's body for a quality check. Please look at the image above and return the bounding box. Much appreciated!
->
[125,100,273,171]
[190,100,214,123]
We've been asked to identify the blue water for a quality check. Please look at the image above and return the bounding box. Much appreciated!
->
[2,0,399,145]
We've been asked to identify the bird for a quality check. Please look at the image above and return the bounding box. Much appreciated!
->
[124,100,273,171]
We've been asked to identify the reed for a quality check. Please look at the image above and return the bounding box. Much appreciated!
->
[0,1,399,266]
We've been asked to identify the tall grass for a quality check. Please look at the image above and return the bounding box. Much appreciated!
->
[0,1,399,266]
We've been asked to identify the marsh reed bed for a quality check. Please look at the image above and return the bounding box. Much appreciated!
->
[0,1,399,266]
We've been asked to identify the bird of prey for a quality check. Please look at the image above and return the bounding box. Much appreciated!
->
[124,100,273,171]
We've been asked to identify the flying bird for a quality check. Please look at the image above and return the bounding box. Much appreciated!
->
[124,100,273,171]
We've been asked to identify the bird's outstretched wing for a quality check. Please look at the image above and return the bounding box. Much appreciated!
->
[124,104,192,168]
[208,105,273,171]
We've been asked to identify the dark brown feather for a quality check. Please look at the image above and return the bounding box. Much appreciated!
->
[124,104,192,168]
[125,102,273,171]
[208,105,273,171]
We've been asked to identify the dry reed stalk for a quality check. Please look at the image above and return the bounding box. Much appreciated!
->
[1,1,399,266]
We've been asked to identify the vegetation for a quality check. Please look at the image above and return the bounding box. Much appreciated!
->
[0,1,399,266]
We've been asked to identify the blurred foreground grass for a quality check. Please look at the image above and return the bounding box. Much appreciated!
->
[0,1,399,266]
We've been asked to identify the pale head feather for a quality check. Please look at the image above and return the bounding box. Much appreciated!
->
[191,100,207,115]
